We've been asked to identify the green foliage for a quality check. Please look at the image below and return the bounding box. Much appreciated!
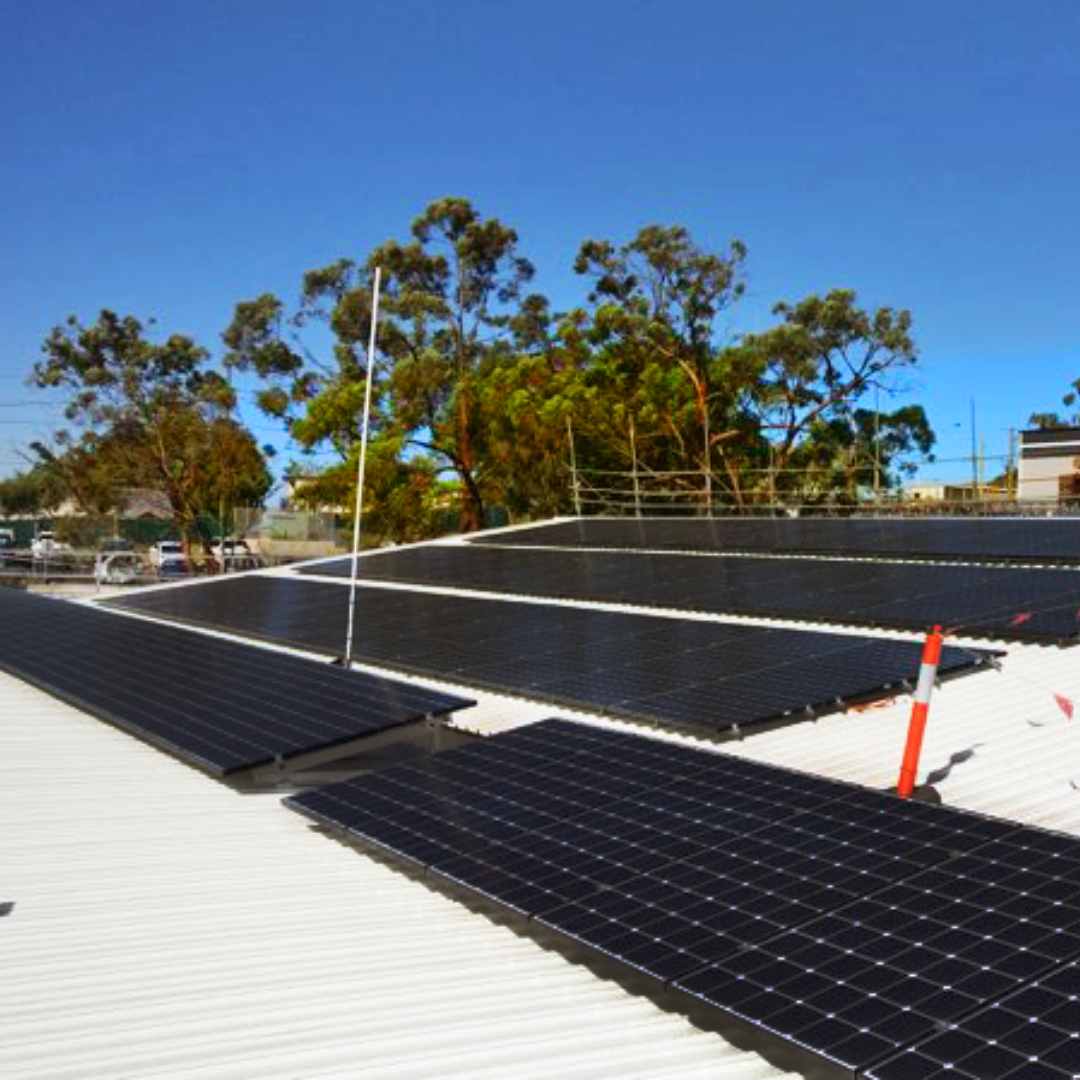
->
[371,197,540,531]
[0,463,64,516]
[226,196,545,532]
[1029,412,1067,429]
[727,289,920,503]
[1029,378,1080,430]
[287,437,445,544]
[474,356,577,520]
[30,311,271,546]
[781,405,936,504]
[36,310,231,424]
[223,202,932,525]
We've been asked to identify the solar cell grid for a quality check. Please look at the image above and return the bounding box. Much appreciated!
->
[867,964,1080,1079]
[288,719,1080,1078]
[112,575,991,737]
[302,543,1080,643]
[0,587,471,778]
[472,516,1080,564]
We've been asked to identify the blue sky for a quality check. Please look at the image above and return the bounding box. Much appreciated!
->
[2,0,1078,491]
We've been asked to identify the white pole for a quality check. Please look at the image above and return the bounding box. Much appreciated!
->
[344,266,382,666]
[566,416,582,517]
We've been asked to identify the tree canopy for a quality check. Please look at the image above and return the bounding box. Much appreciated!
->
[224,196,542,532]
[0,463,63,517]
[1030,378,1080,430]
[222,200,931,532]
[16,199,936,546]
[28,311,272,544]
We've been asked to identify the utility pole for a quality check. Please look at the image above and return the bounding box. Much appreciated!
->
[874,385,882,503]
[1007,427,1016,497]
[970,398,979,501]
[979,433,986,502]
[629,417,642,518]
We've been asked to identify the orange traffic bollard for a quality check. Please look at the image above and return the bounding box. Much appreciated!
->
[896,625,944,799]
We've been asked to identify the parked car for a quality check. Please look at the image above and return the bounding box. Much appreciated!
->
[210,538,252,559]
[149,540,191,577]
[31,531,56,559]
[31,531,73,561]
[211,538,262,573]
[94,551,143,585]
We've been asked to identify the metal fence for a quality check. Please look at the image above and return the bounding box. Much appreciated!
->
[568,463,1078,519]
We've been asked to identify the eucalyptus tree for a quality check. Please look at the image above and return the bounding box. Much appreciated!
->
[728,289,921,503]
[224,197,543,532]
[559,224,752,505]
[30,310,271,543]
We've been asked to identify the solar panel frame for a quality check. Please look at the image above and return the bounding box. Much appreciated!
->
[110,576,993,737]
[0,587,473,779]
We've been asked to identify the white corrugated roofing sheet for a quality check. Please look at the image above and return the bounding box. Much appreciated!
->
[0,670,792,1080]
[13,523,1080,1079]
[723,637,1080,835]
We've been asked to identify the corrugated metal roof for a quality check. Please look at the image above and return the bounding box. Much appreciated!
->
[14,522,1080,1078]
[0,670,793,1080]
[721,637,1080,835]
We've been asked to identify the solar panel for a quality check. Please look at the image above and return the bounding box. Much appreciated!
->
[473,517,1080,564]
[285,720,1080,1080]
[302,544,1080,644]
[863,825,1080,1079]
[868,964,1080,1079]
[109,576,992,736]
[0,587,472,779]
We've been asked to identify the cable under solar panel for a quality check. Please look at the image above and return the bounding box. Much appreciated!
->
[473,517,1080,565]
[0,587,472,779]
[110,575,993,738]
[285,719,1080,1080]
[302,544,1080,644]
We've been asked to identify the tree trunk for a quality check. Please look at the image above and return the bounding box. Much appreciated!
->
[454,380,485,532]
[458,467,485,532]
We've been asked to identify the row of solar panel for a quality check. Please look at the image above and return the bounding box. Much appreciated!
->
[305,544,1080,644]
[0,587,472,778]
[287,719,1080,1080]
[112,576,991,736]
[9,578,1066,1076]
[479,517,1080,564]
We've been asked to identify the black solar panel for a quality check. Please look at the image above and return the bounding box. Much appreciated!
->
[0,587,472,778]
[475,517,1080,564]
[109,576,991,736]
[285,720,1080,1080]
[302,544,1080,644]
[868,964,1080,1079]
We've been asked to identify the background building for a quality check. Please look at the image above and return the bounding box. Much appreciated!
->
[1018,428,1080,502]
